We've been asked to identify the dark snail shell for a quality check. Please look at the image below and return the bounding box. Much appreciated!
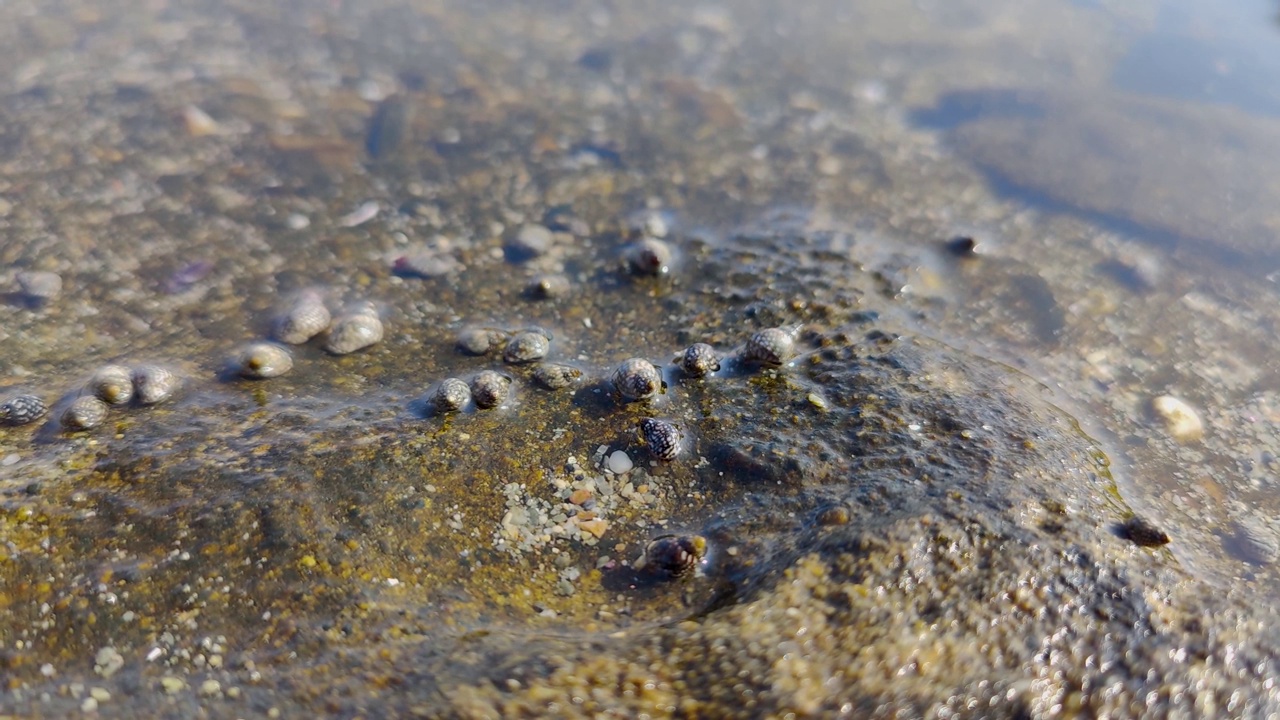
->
[235,343,293,379]
[470,370,512,409]
[324,303,384,355]
[532,363,583,390]
[0,394,47,426]
[275,290,331,345]
[636,534,707,578]
[503,329,551,365]
[61,396,109,431]
[742,326,801,366]
[433,378,472,412]
[88,364,134,406]
[640,418,685,461]
[131,365,179,405]
[610,358,663,402]
[678,343,720,378]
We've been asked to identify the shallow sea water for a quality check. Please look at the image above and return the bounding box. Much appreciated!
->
[2,0,1280,716]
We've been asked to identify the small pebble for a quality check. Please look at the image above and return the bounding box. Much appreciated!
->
[625,237,673,276]
[61,396,109,431]
[640,418,685,461]
[1150,395,1203,443]
[234,342,293,379]
[470,371,511,409]
[456,327,509,356]
[528,274,570,299]
[88,364,134,405]
[607,450,634,474]
[743,326,801,366]
[324,303,384,355]
[0,394,47,426]
[182,104,219,136]
[275,290,331,345]
[532,363,583,390]
[16,270,62,305]
[509,224,553,259]
[432,378,471,412]
[337,201,380,228]
[943,236,981,258]
[610,358,663,402]
[503,329,551,364]
[678,343,720,377]
[132,365,178,405]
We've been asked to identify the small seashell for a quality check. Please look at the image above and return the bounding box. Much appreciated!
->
[235,342,293,379]
[625,237,673,276]
[640,418,685,461]
[324,303,384,355]
[0,393,47,426]
[62,396,109,431]
[611,358,663,402]
[743,326,801,366]
[1150,395,1203,443]
[456,327,510,356]
[88,364,134,405]
[16,270,62,305]
[532,363,583,390]
[816,505,851,526]
[503,329,551,364]
[275,291,332,345]
[635,534,706,578]
[433,378,472,412]
[678,343,720,377]
[470,371,512,409]
[528,274,571,300]
[131,365,178,405]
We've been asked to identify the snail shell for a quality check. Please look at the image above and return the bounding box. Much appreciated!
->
[62,396,109,431]
[275,290,332,345]
[456,327,510,356]
[88,364,134,405]
[432,378,472,413]
[532,363,583,390]
[235,342,294,379]
[131,365,179,405]
[678,343,720,378]
[610,358,663,402]
[640,418,685,461]
[742,326,801,366]
[503,329,551,365]
[0,394,47,426]
[470,370,512,409]
[635,534,707,578]
[625,237,673,276]
[324,303,384,355]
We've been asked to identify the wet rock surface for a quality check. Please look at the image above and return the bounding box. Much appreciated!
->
[1,0,1280,717]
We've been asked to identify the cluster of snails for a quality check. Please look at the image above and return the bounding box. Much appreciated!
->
[229,291,385,381]
[423,323,803,464]
[0,363,180,432]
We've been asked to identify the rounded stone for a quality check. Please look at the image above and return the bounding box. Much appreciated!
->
[432,378,472,412]
[131,365,178,405]
[640,418,685,461]
[625,237,674,276]
[743,326,800,366]
[61,396,109,431]
[503,330,551,364]
[678,343,721,377]
[274,290,332,345]
[510,224,553,258]
[88,364,134,406]
[816,505,852,526]
[610,358,663,402]
[235,342,293,379]
[470,371,511,409]
[1,394,47,426]
[16,270,62,303]
[532,363,583,390]
[636,534,706,578]
[324,304,384,355]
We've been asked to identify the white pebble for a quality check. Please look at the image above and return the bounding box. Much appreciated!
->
[607,450,634,475]
[1151,395,1203,443]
